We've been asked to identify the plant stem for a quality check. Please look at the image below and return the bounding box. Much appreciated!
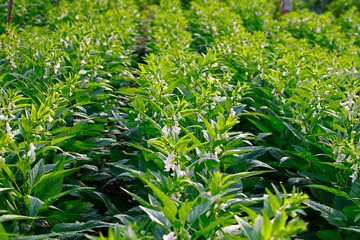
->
[6,0,14,26]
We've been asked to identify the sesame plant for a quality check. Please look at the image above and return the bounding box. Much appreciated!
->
[1,0,360,239]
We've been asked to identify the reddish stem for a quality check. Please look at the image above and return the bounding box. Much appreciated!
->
[6,0,14,25]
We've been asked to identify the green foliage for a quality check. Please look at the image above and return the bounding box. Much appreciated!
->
[0,0,143,238]
[236,185,309,240]
[2,0,360,239]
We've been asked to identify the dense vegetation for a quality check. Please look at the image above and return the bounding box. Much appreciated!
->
[1,0,360,239]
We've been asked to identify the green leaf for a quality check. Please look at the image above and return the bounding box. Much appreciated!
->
[299,172,331,183]
[306,185,350,198]
[220,147,261,158]
[0,223,9,240]
[52,221,110,233]
[14,234,60,240]
[217,113,225,130]
[272,209,287,234]
[31,159,78,200]
[27,159,44,188]
[199,115,217,139]
[252,215,263,240]
[110,166,178,225]
[134,96,145,113]
[261,211,272,239]
[20,114,31,135]
[304,200,347,227]
[187,200,212,223]
[340,227,360,233]
[27,196,45,217]
[0,188,15,194]
[0,215,35,223]
[46,186,93,205]
[120,187,151,209]
[115,88,142,96]
[140,206,171,228]
[265,189,281,213]
[350,180,360,204]
[240,204,258,222]
[235,216,253,239]
[51,135,76,145]
[179,200,196,223]
[316,230,343,240]
[223,171,273,182]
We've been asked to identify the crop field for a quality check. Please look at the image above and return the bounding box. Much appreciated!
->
[1,0,360,239]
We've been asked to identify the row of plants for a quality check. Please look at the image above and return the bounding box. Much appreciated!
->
[195,0,360,238]
[111,0,360,238]
[0,0,148,238]
[104,1,311,239]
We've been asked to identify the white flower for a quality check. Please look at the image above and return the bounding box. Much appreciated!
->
[48,115,53,123]
[170,193,178,201]
[135,113,141,122]
[164,153,175,172]
[6,122,13,139]
[351,170,358,183]
[170,193,180,206]
[162,126,171,138]
[340,93,355,121]
[172,125,181,135]
[10,59,17,68]
[80,60,86,65]
[35,125,44,132]
[209,152,219,162]
[220,203,228,211]
[344,105,350,113]
[61,39,69,48]
[27,143,36,163]
[95,38,101,46]
[197,115,203,122]
[163,232,176,240]
[301,124,306,133]
[172,164,186,177]
[164,153,186,177]
[230,108,236,118]
[0,115,6,121]
[54,63,60,74]
[79,69,87,75]
[29,143,36,155]
[312,111,317,118]
[100,112,107,117]
[340,101,347,107]
[215,146,222,154]
[336,153,346,163]
[341,94,355,109]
